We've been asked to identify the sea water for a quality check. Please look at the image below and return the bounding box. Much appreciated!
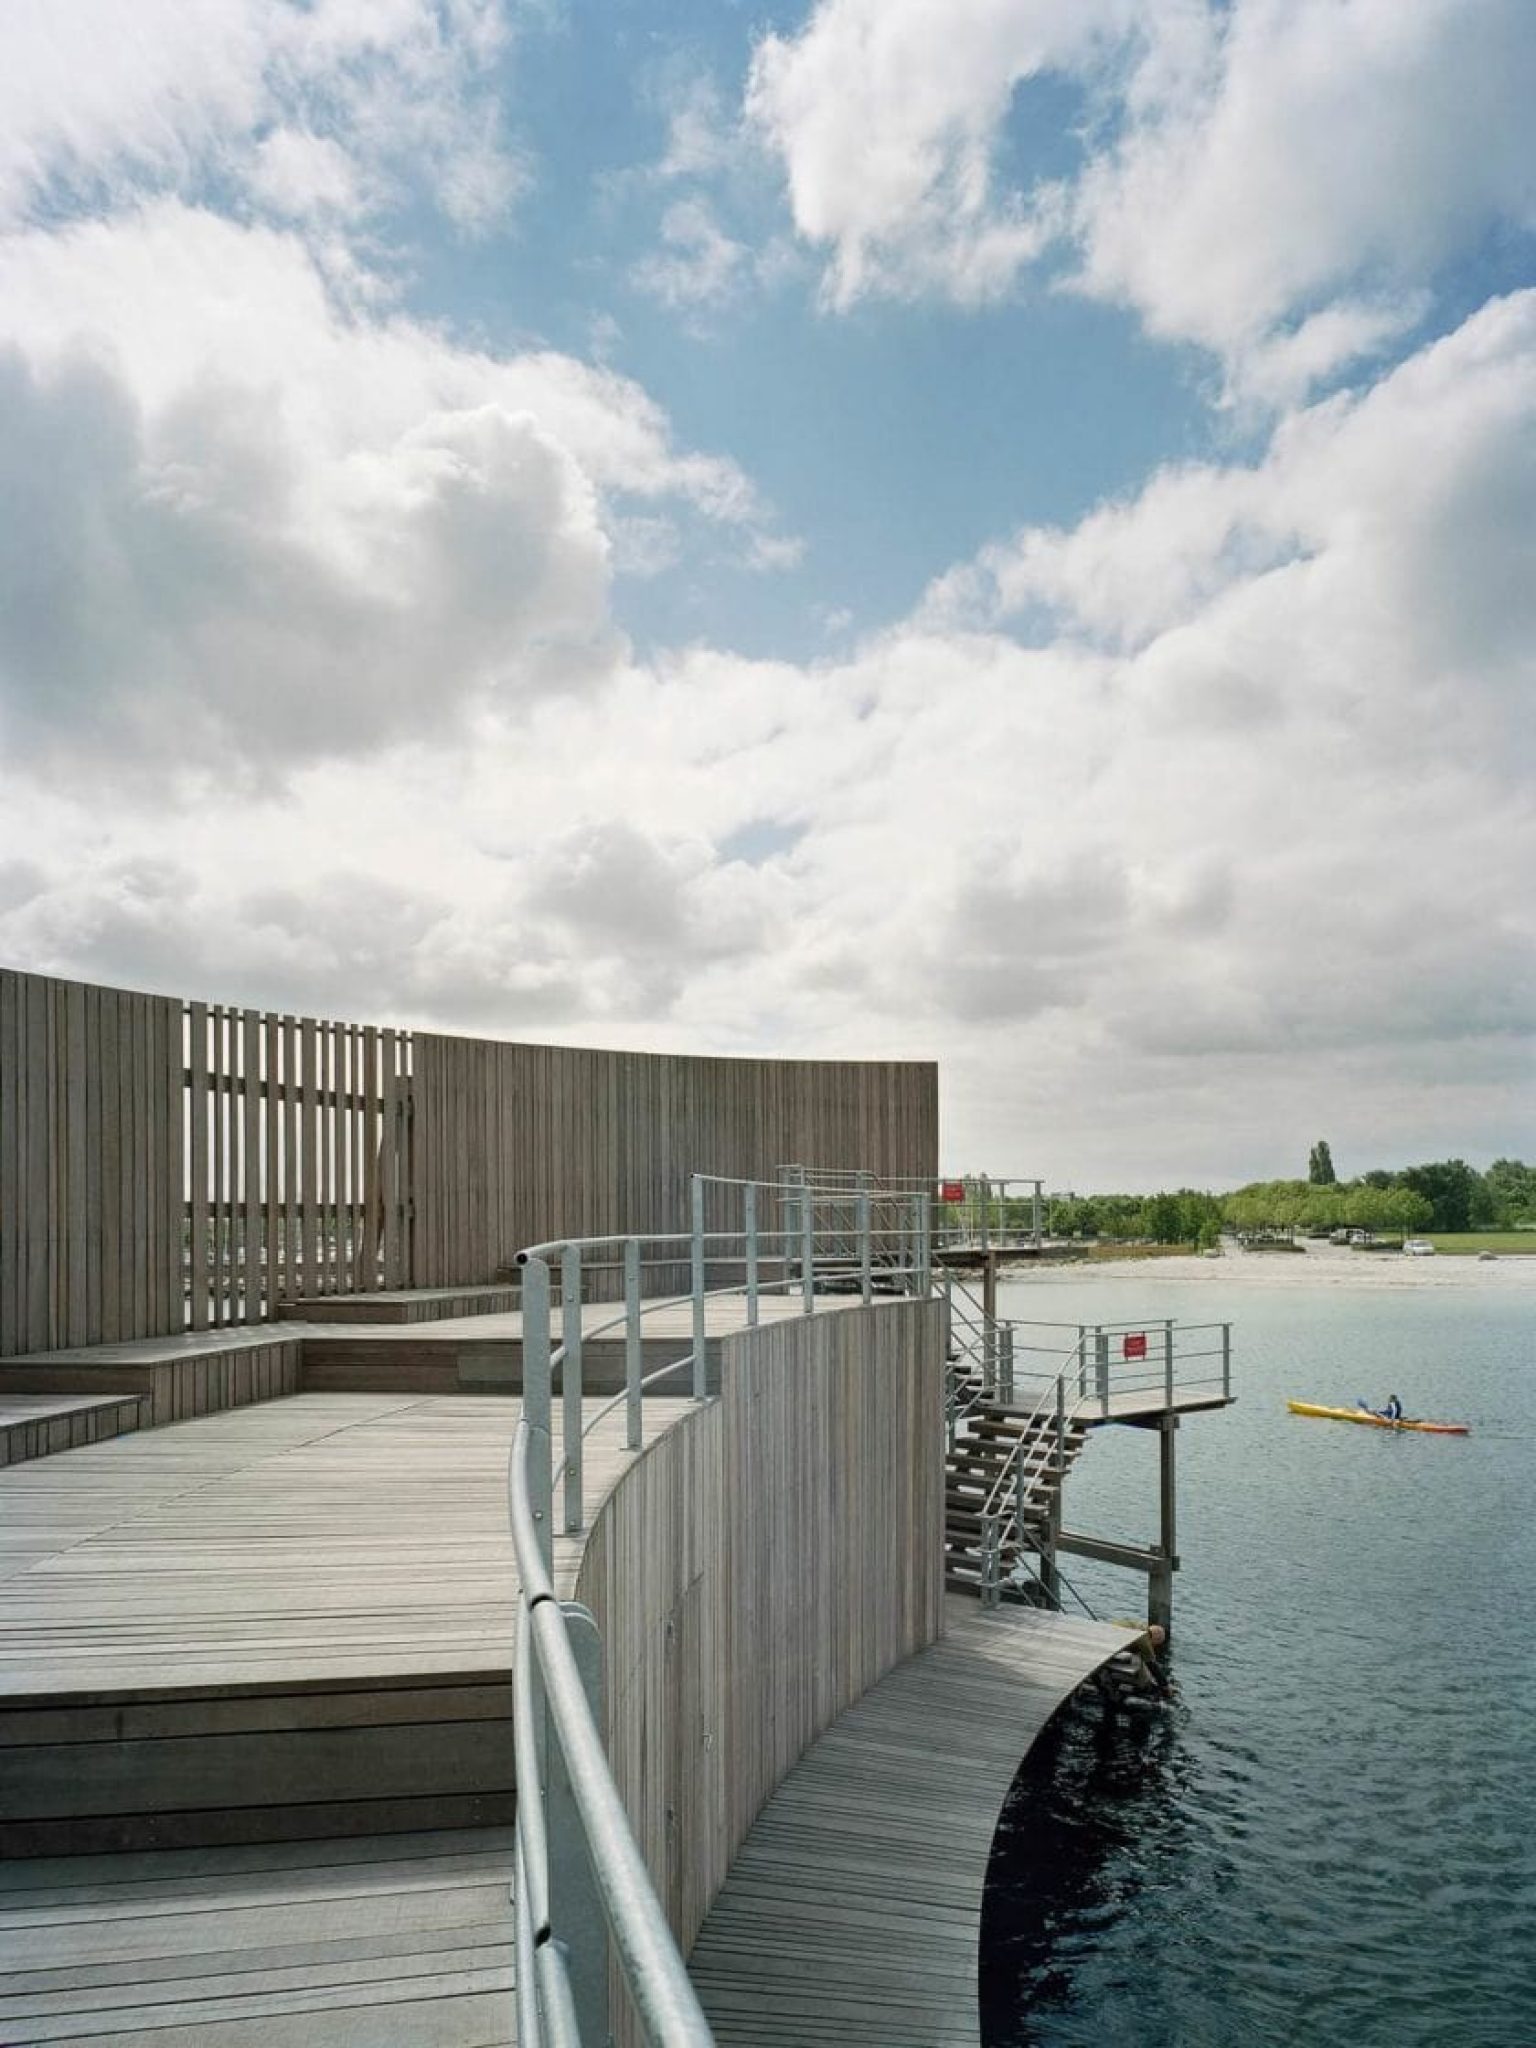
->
[980,1271,1536,2048]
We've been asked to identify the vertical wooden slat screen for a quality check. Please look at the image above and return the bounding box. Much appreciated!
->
[2,964,934,1352]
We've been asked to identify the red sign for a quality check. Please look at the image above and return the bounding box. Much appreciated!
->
[939,1179,966,1204]
[1122,1333,1148,1360]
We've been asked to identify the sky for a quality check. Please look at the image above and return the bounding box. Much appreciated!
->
[0,0,1533,1190]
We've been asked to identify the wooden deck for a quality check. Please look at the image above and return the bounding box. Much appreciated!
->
[0,1392,690,1857]
[688,1597,1139,2046]
[0,1392,685,1698]
[0,1828,516,2045]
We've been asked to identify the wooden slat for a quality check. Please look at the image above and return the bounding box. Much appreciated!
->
[689,1602,1137,2047]
[242,1011,261,1324]
[186,1003,209,1332]
[0,1829,515,2048]
[264,1014,282,1323]
[281,1014,298,1309]
[0,974,19,1358]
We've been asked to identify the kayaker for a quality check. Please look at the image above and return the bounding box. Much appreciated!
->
[1384,1393,1404,1421]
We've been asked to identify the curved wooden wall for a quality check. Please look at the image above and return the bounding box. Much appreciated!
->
[411,1032,938,1286]
[0,966,938,1355]
[573,1296,947,2028]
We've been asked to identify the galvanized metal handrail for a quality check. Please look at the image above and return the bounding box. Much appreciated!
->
[507,1166,935,2045]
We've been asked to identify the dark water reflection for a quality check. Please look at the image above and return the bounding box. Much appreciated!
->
[979,1274,1536,2048]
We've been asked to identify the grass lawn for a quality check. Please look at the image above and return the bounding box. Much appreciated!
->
[1424,1232,1536,1256]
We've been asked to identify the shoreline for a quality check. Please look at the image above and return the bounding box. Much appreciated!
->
[1002,1240,1536,1291]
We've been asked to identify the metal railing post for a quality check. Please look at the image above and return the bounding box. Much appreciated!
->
[1222,1322,1232,1400]
[545,1601,610,2041]
[624,1237,642,1450]
[915,1192,931,1297]
[981,1513,999,1609]
[561,1245,583,1533]
[1163,1318,1175,1407]
[1000,1324,1015,1404]
[1042,1372,1065,1609]
[690,1175,708,1401]
[521,1256,553,1573]
[1076,1323,1087,1399]
[745,1181,759,1327]
[801,1185,815,1314]
[1095,1325,1109,1416]
[858,1187,872,1305]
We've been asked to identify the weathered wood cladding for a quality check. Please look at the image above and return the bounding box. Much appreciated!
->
[411,1033,939,1288]
[573,1297,947,2025]
[1,965,937,1354]
[0,970,182,1356]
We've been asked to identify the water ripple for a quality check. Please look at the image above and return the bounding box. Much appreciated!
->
[980,1280,1536,2048]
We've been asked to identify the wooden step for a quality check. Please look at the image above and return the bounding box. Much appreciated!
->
[0,1675,514,1859]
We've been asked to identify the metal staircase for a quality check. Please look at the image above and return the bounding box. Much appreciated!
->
[944,1378,1088,1600]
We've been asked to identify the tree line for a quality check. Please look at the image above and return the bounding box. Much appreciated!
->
[1029,1152,1536,1249]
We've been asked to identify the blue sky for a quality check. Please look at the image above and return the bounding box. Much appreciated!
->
[404,7,1223,656]
[0,0,1532,1184]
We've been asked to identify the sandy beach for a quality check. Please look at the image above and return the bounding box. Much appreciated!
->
[1014,1239,1536,1292]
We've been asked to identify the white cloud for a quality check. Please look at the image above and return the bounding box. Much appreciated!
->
[747,0,1536,399]
[631,197,751,311]
[0,201,775,774]
[1072,0,1536,394]
[248,127,366,220]
[746,0,1127,308]
[15,293,1530,1175]
[0,0,526,236]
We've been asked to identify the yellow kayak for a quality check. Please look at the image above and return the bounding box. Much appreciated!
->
[1287,1400,1469,1437]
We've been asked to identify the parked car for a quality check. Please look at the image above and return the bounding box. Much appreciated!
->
[1403,1239,1437,1257]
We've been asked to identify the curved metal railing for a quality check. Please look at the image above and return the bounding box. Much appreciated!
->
[506,1170,934,2044]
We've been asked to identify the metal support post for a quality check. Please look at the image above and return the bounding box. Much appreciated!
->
[1076,1324,1087,1398]
[1040,1371,1065,1609]
[1163,1319,1175,1407]
[690,1175,708,1401]
[521,1257,553,1573]
[1095,1325,1110,1413]
[801,1184,815,1314]
[915,1192,931,1297]
[1000,1324,1015,1405]
[561,1245,583,1533]
[979,1175,991,1255]
[1222,1322,1232,1400]
[1032,1179,1043,1250]
[544,1601,610,2042]
[858,1186,872,1305]
[981,1514,999,1609]
[744,1181,759,1327]
[942,1272,956,1448]
[1150,1414,1179,1638]
[624,1236,642,1450]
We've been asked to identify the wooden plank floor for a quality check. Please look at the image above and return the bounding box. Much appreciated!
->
[0,1828,516,2045]
[288,1288,869,1350]
[688,1598,1140,2047]
[0,1393,689,1697]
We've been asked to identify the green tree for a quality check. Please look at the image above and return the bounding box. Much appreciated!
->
[1485,1160,1536,1226]
[1398,1160,1483,1233]
[1308,1140,1337,1185]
